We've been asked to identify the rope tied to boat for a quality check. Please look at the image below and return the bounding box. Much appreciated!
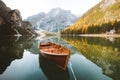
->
[69,62,77,80]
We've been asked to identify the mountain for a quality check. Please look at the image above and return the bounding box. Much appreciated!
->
[26,8,77,32]
[26,12,46,29]
[62,0,120,34]
[0,0,36,36]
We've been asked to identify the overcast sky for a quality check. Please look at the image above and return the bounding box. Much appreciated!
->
[4,0,101,19]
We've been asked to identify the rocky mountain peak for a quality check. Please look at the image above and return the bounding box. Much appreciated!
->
[27,8,77,32]
[0,0,36,35]
[100,0,115,10]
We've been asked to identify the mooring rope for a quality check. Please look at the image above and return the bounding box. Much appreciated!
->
[69,62,77,80]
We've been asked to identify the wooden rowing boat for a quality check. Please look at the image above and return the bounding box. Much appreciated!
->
[39,42,70,70]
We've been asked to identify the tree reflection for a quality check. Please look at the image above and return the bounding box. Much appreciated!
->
[0,36,35,74]
[62,36,120,80]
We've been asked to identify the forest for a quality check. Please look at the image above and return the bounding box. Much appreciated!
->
[61,1,120,35]
[61,20,120,35]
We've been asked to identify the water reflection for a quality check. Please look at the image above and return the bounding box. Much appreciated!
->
[62,36,120,80]
[39,54,70,80]
[0,35,119,80]
[68,53,112,80]
[0,36,35,75]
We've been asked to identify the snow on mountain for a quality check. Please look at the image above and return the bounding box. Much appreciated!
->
[26,8,77,32]
[25,12,46,29]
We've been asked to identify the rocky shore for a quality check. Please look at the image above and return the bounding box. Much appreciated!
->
[0,0,36,36]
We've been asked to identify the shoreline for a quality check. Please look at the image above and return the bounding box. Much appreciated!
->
[79,34,120,38]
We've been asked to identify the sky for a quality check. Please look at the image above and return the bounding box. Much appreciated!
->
[4,0,101,19]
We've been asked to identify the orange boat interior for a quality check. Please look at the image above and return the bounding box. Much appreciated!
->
[40,42,69,54]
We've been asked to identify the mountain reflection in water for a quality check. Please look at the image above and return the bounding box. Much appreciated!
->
[0,36,35,74]
[0,35,119,80]
[62,36,120,80]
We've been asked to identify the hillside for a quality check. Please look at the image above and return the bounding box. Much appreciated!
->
[62,0,120,34]
[26,8,77,32]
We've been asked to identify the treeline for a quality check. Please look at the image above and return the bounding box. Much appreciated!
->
[61,20,120,35]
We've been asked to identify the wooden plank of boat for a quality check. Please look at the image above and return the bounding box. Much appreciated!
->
[39,42,70,70]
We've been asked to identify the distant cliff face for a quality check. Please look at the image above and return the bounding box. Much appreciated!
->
[26,8,77,32]
[0,0,36,36]
[62,0,120,34]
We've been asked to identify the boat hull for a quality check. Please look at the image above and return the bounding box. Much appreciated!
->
[40,50,70,70]
[39,42,70,70]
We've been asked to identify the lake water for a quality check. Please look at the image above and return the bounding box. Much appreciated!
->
[0,36,119,80]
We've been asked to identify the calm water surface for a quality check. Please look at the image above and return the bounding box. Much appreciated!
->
[0,36,119,80]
